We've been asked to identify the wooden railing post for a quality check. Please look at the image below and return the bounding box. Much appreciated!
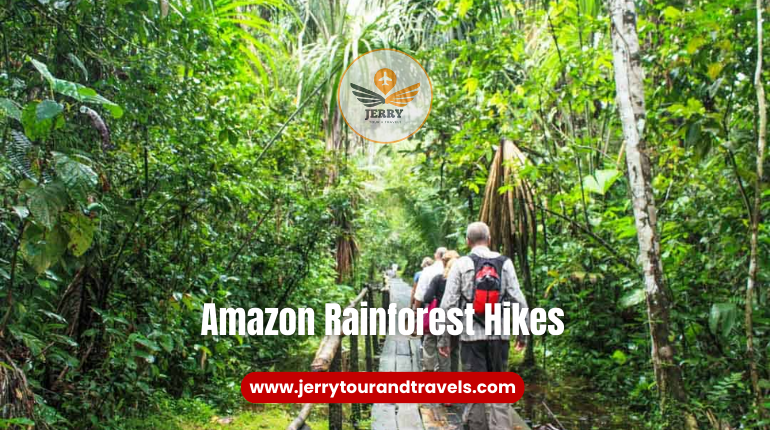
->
[367,287,380,354]
[289,286,369,430]
[364,325,373,372]
[381,287,390,331]
[350,320,361,429]
[329,344,342,430]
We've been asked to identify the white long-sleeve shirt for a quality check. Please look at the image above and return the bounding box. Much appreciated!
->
[414,260,444,303]
[439,245,529,344]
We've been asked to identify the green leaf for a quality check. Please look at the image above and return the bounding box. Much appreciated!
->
[22,102,53,140]
[0,97,21,121]
[30,59,123,118]
[1,418,35,426]
[54,152,98,201]
[36,99,64,120]
[582,169,621,195]
[27,182,68,230]
[62,212,95,256]
[78,87,97,97]
[457,0,473,17]
[709,303,737,338]
[21,223,67,273]
[611,350,628,365]
[661,6,681,21]
[463,77,479,95]
[619,288,646,308]
[67,53,89,81]
[12,205,29,220]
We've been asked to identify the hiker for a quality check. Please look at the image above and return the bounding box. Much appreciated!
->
[438,222,529,430]
[410,257,434,309]
[413,247,446,309]
[385,263,398,278]
[413,247,446,359]
[417,250,459,372]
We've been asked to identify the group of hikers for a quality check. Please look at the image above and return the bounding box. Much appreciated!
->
[398,221,530,430]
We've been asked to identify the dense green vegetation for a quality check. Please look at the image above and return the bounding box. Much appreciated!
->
[0,0,767,429]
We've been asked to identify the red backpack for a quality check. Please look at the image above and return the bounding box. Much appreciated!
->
[467,255,508,318]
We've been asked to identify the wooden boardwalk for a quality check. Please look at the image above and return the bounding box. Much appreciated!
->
[372,277,530,430]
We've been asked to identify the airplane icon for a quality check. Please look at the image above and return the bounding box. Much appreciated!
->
[378,72,392,86]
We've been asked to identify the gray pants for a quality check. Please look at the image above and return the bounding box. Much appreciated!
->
[449,334,460,372]
[461,340,512,430]
[422,333,451,372]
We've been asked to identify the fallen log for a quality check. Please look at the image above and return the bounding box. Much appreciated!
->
[310,287,369,372]
[287,403,314,430]
[287,285,371,430]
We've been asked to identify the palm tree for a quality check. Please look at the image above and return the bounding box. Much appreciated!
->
[184,0,294,85]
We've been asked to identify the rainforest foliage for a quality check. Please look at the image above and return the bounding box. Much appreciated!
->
[0,0,767,429]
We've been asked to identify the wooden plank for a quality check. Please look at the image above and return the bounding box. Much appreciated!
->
[380,339,396,357]
[396,403,424,430]
[396,354,413,372]
[372,404,398,430]
[396,340,411,356]
[379,353,396,372]
[410,338,421,371]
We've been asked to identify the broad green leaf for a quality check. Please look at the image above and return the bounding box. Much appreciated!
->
[707,63,723,80]
[686,37,705,55]
[31,59,123,118]
[661,6,681,21]
[1,418,35,426]
[611,350,628,365]
[582,175,602,194]
[67,53,89,81]
[62,212,95,256]
[22,102,54,140]
[13,205,29,220]
[21,223,67,273]
[0,97,21,121]
[619,288,646,308]
[27,182,68,230]
[36,99,63,120]
[54,152,98,201]
[582,169,621,195]
[709,303,737,338]
[463,77,479,95]
[457,0,473,17]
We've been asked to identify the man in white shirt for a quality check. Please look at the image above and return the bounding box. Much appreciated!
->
[413,247,446,307]
[438,222,528,430]
[412,247,446,371]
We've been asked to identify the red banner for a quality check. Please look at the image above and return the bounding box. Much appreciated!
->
[240,372,525,404]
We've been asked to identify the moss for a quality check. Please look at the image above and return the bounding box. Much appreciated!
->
[124,402,330,430]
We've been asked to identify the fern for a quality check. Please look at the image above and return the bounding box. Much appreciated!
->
[709,372,745,408]
[5,129,35,180]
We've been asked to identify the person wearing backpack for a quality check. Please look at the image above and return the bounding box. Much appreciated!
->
[438,222,529,430]
[410,257,434,310]
[418,250,459,372]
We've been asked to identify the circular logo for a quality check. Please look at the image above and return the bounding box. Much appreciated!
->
[338,49,432,144]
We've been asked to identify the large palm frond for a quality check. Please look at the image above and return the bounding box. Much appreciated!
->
[185,0,295,85]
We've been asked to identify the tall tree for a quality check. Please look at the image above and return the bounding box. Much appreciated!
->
[608,0,695,426]
[746,0,766,414]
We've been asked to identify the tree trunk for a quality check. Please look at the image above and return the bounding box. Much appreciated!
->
[609,0,694,426]
[747,0,766,415]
